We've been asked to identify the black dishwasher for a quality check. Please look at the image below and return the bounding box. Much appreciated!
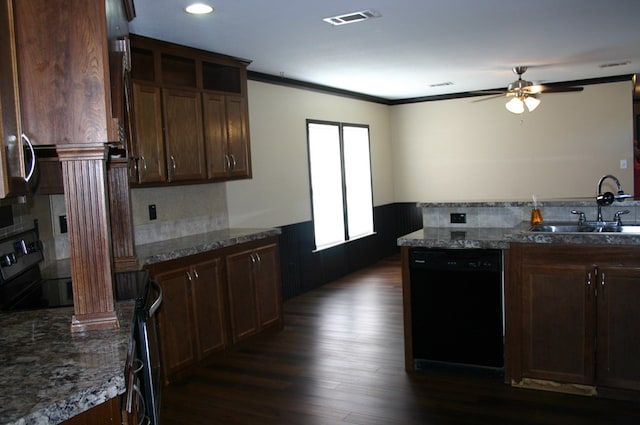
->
[409,248,503,370]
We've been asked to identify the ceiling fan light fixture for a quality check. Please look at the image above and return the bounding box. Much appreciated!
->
[524,96,541,112]
[505,97,525,114]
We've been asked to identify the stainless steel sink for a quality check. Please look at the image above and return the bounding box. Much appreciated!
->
[529,222,640,234]
[600,224,640,233]
[529,223,597,233]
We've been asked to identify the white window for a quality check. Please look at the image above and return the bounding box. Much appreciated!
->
[307,120,374,250]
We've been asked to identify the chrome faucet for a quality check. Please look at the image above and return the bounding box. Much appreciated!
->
[596,174,631,222]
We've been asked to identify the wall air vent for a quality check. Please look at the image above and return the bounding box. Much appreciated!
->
[429,82,454,88]
[599,60,631,69]
[323,9,382,26]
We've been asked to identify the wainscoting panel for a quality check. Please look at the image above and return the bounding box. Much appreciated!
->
[278,202,422,300]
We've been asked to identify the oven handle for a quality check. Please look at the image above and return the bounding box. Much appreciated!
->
[148,280,162,317]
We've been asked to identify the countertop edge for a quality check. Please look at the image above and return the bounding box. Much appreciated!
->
[137,227,282,266]
[398,224,640,248]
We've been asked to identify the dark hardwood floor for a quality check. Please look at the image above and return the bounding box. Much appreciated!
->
[161,255,640,424]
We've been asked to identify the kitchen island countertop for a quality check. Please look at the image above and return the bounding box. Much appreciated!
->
[0,302,134,425]
[398,223,640,248]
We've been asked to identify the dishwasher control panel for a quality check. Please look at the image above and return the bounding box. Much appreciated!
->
[409,248,502,272]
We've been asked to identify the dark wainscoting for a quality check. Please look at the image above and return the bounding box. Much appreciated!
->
[278,202,422,300]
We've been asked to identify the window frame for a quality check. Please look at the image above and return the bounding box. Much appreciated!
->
[306,119,375,251]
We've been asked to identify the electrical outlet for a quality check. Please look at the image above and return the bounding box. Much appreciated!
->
[59,215,68,234]
[148,204,157,220]
[450,213,467,224]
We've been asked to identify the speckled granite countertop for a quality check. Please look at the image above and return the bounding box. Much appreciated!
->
[398,223,640,248]
[136,227,281,266]
[0,302,134,425]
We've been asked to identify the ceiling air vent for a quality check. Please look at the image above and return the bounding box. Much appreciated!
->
[323,9,382,26]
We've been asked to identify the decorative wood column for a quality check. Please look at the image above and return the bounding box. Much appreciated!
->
[107,158,139,299]
[57,144,118,332]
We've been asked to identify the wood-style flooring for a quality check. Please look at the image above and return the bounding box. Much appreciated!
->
[161,255,640,424]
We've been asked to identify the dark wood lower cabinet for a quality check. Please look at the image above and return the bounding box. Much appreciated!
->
[226,243,281,343]
[520,262,595,385]
[60,396,121,425]
[147,238,282,383]
[508,243,640,397]
[595,266,640,391]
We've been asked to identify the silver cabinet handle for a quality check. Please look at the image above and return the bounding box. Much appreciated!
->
[140,156,148,171]
[186,271,193,282]
[193,269,199,279]
[255,252,261,263]
[21,134,36,182]
[224,154,231,171]
[229,153,237,170]
[170,155,176,171]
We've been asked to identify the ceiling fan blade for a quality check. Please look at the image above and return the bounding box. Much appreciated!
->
[536,85,584,94]
[469,89,508,95]
[471,93,506,103]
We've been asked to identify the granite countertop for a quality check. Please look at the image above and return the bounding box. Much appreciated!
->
[398,222,640,248]
[136,227,281,266]
[0,302,134,425]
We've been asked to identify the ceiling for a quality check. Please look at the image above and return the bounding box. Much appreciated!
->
[128,0,640,101]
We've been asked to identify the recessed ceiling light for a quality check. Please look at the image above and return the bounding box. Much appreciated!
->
[185,3,215,15]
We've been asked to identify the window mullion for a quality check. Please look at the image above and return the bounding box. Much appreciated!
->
[338,124,349,242]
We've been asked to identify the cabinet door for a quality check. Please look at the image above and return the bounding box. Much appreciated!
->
[0,0,29,198]
[521,263,595,385]
[154,267,198,380]
[131,82,166,184]
[225,95,251,179]
[14,0,114,145]
[253,244,282,328]
[191,258,228,357]
[202,93,228,179]
[226,250,259,343]
[596,266,640,391]
[162,88,206,182]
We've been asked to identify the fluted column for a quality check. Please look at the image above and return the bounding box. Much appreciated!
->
[57,144,117,332]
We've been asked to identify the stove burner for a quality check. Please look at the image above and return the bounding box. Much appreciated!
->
[0,225,72,311]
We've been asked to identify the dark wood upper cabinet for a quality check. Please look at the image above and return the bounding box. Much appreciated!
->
[12,0,131,146]
[128,34,252,185]
[0,0,30,198]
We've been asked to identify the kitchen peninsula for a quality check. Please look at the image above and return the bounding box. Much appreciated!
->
[0,303,134,425]
[399,200,640,400]
[0,227,281,424]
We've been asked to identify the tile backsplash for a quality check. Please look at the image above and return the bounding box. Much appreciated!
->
[420,200,640,228]
[10,182,230,264]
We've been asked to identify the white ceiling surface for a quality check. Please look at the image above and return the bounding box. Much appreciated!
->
[128,0,640,100]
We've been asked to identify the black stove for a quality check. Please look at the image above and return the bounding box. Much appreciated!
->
[0,225,72,311]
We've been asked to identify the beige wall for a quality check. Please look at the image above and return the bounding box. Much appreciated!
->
[390,80,634,202]
[26,78,636,257]
[227,81,393,228]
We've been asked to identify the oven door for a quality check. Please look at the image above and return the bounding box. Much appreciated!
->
[133,279,163,425]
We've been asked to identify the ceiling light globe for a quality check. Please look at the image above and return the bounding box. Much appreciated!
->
[505,97,525,114]
[524,96,541,112]
[185,3,215,14]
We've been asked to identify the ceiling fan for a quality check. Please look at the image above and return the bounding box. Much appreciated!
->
[474,66,584,114]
